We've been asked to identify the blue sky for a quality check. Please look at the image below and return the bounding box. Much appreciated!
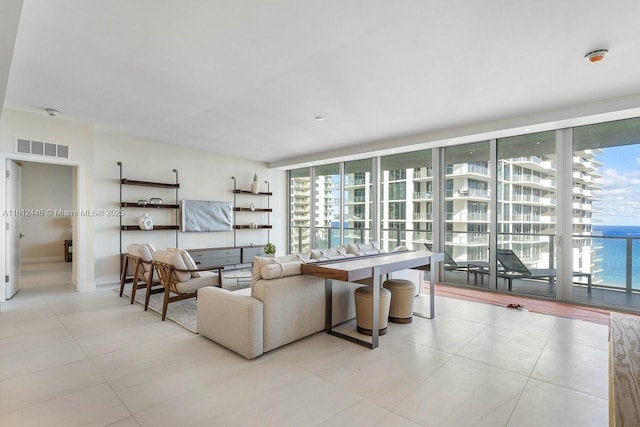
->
[592,144,640,226]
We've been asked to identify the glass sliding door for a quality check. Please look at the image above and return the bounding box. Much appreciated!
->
[344,159,373,244]
[443,142,490,286]
[380,150,433,251]
[314,163,341,249]
[289,167,311,253]
[496,131,557,297]
[573,118,640,310]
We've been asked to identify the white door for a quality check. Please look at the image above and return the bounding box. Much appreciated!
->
[5,160,22,299]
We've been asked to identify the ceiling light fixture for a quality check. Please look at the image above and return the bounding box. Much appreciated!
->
[585,49,608,63]
[44,108,59,116]
[314,116,325,121]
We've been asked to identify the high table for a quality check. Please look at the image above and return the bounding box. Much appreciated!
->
[301,250,444,349]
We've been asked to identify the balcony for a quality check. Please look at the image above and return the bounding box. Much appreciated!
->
[413,213,433,221]
[413,168,433,179]
[412,191,433,200]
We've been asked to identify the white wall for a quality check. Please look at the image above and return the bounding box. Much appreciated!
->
[20,161,73,262]
[1,108,286,293]
[93,131,286,286]
[0,109,95,295]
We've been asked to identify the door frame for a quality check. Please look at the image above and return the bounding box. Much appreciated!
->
[0,152,88,301]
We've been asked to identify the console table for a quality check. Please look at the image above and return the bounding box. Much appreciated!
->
[301,250,444,349]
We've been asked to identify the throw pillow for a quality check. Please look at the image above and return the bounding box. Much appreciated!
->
[152,250,191,282]
[168,248,200,278]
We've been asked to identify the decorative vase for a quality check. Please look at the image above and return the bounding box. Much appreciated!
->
[138,213,153,230]
[250,174,260,194]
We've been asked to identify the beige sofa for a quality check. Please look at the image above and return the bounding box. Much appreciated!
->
[197,243,390,359]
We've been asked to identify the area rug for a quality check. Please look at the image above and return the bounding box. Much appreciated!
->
[117,274,251,333]
[118,284,198,333]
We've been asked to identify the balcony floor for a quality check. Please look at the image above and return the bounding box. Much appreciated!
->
[441,269,640,313]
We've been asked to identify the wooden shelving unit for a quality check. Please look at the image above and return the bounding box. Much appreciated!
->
[117,162,180,254]
[230,176,271,247]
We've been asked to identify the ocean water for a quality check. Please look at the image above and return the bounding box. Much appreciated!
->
[592,225,640,289]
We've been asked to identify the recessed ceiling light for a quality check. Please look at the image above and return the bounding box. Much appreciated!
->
[44,108,59,117]
[314,116,325,121]
[523,127,531,132]
[585,49,608,63]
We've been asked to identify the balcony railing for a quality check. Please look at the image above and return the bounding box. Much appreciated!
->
[289,226,640,295]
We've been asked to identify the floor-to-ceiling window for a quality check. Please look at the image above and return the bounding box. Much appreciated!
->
[314,163,340,249]
[496,131,557,297]
[380,150,433,252]
[344,159,374,245]
[289,167,311,253]
[442,142,490,286]
[286,117,640,314]
[573,118,640,310]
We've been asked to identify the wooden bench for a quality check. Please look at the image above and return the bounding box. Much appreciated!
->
[609,312,640,426]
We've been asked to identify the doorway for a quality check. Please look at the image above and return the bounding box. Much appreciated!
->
[19,161,74,292]
[2,153,87,301]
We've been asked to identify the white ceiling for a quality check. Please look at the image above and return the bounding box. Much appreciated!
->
[4,0,640,167]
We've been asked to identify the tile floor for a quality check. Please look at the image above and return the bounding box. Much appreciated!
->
[0,263,609,426]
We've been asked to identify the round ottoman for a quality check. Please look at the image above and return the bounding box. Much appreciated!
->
[383,279,417,323]
[354,286,391,336]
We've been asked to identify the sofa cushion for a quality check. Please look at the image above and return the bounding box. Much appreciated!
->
[261,261,303,279]
[174,271,218,293]
[296,250,312,262]
[346,242,383,256]
[252,254,301,284]
[310,246,348,260]
[168,248,200,278]
[126,243,156,272]
[152,250,191,282]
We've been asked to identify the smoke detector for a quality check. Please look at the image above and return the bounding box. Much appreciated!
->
[584,49,608,63]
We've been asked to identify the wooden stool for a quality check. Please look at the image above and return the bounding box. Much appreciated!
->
[383,278,416,323]
[354,286,391,336]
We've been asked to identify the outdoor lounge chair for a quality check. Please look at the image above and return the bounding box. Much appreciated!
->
[495,248,592,293]
[425,244,489,285]
[424,243,486,270]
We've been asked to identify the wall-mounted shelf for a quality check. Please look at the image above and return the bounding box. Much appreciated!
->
[121,178,180,189]
[121,225,180,231]
[232,189,272,196]
[233,207,272,212]
[120,202,180,209]
[118,162,180,257]
[231,176,271,247]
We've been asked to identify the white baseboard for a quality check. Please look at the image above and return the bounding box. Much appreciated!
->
[21,257,66,264]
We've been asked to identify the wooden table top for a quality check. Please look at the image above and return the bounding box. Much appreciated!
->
[300,250,434,282]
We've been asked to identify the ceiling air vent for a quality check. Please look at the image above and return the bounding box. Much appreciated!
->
[32,140,44,155]
[16,138,30,154]
[57,144,69,158]
[14,138,70,159]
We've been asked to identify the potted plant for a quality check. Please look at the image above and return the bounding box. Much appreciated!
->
[263,242,276,257]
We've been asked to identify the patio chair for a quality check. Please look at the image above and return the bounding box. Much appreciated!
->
[496,248,592,292]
